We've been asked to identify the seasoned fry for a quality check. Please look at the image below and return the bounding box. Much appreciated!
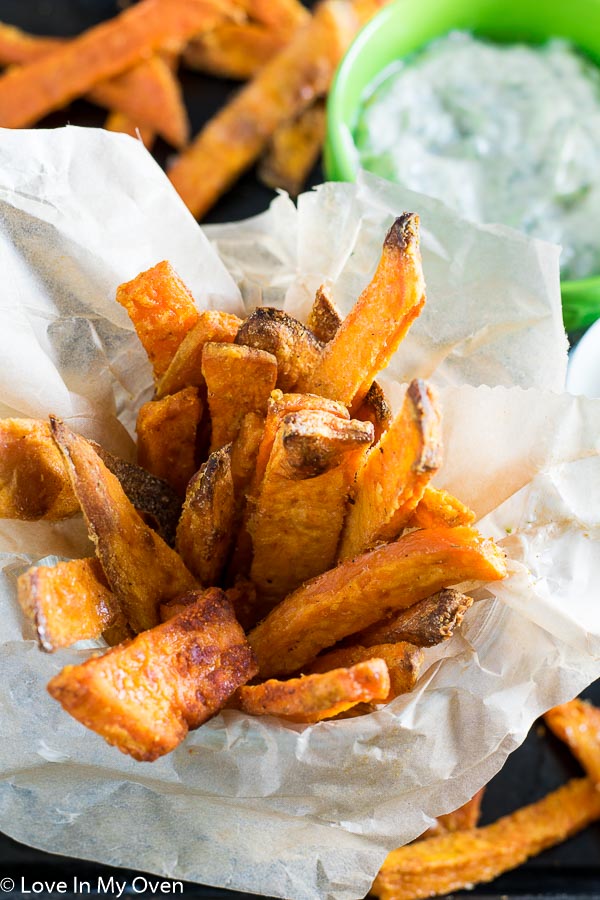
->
[408,485,476,529]
[202,342,277,452]
[353,588,473,649]
[298,214,426,411]
[176,444,236,585]
[136,387,203,496]
[48,589,258,761]
[545,699,600,787]
[372,778,600,900]
[236,658,390,722]
[0,0,230,129]
[230,411,266,492]
[235,307,322,391]
[183,22,289,80]
[18,558,125,653]
[105,111,155,150]
[156,309,242,399]
[307,284,342,343]
[258,101,326,196]
[248,526,507,677]
[354,380,392,443]
[117,260,200,380]
[0,418,77,521]
[338,379,442,560]
[168,1,368,219]
[248,410,374,604]
[50,418,196,633]
[306,642,424,702]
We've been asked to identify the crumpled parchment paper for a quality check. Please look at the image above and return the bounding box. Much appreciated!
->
[1,128,599,900]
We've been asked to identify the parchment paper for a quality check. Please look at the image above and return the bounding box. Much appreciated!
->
[1,128,599,900]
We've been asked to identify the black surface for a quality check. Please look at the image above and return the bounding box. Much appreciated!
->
[1,1,599,898]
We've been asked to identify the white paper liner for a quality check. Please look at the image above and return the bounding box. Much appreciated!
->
[0,128,599,900]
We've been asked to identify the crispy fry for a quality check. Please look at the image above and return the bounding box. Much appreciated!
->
[168,1,367,219]
[408,485,476,529]
[105,111,155,149]
[354,380,392,443]
[0,0,230,129]
[239,0,310,30]
[338,379,442,560]
[236,658,390,722]
[136,387,203,496]
[298,214,426,411]
[259,101,326,196]
[18,558,125,653]
[50,419,196,633]
[183,22,289,80]
[372,778,600,900]
[230,411,266,492]
[156,309,242,399]
[353,588,474,649]
[48,588,257,761]
[0,418,77,521]
[235,307,322,391]
[248,410,374,605]
[117,260,200,381]
[176,444,236,585]
[306,642,423,702]
[307,284,342,343]
[202,342,278,452]
[249,526,507,677]
[545,699,600,787]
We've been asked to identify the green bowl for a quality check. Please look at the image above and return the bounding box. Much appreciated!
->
[324,0,600,332]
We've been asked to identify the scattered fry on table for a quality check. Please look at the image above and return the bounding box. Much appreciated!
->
[352,588,474,649]
[105,110,155,149]
[258,101,326,196]
[249,526,507,677]
[371,777,600,900]
[306,642,424,702]
[423,788,486,839]
[136,387,203,496]
[48,588,258,761]
[235,307,323,391]
[50,418,196,633]
[183,22,290,80]
[0,22,60,64]
[236,658,390,722]
[408,485,476,529]
[545,699,600,787]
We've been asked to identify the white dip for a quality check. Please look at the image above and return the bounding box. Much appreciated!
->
[354,33,600,280]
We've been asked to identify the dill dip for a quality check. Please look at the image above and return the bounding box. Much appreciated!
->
[354,33,600,280]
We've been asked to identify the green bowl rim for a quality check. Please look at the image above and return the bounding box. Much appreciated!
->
[325,0,600,295]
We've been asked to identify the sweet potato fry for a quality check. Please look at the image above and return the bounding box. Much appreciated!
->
[48,588,257,761]
[230,411,266,492]
[248,410,374,605]
[0,22,60,63]
[136,387,203,496]
[0,0,230,129]
[117,260,200,381]
[545,699,600,787]
[258,101,326,196]
[338,379,442,560]
[0,418,77,521]
[306,642,423,702]
[105,111,155,150]
[202,343,277,452]
[18,558,126,653]
[156,309,242,399]
[176,444,236,586]
[168,0,367,219]
[236,658,390,722]
[50,418,196,633]
[354,380,392,443]
[248,526,506,677]
[235,307,322,391]
[435,789,486,835]
[371,778,600,900]
[183,22,289,80]
[307,284,342,343]
[239,0,310,30]
[408,486,476,529]
[298,214,426,411]
[353,588,473,649]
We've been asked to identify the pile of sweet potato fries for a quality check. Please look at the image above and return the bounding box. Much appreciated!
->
[0,0,392,216]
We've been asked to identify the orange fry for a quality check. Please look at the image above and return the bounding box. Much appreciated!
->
[105,111,155,150]
[239,0,310,30]
[259,101,326,197]
[117,260,200,380]
[372,778,600,900]
[306,642,423,702]
[236,658,390,722]
[408,485,476,529]
[0,0,230,129]
[183,22,289,80]
[0,22,60,63]
[48,589,257,761]
[435,788,486,835]
[339,379,442,560]
[136,387,203,496]
[298,214,426,410]
[353,588,473,649]
[354,380,392,443]
[249,526,507,677]
[545,699,600,787]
